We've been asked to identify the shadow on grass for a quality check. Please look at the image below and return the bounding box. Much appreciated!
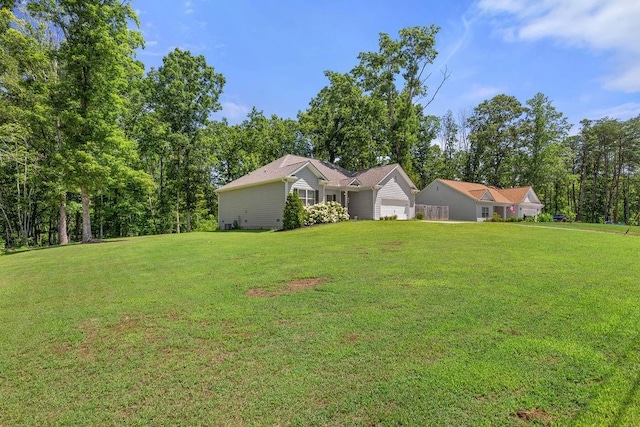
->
[2,239,128,256]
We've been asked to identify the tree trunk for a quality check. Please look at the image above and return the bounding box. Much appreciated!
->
[59,194,69,245]
[175,192,181,234]
[81,184,92,243]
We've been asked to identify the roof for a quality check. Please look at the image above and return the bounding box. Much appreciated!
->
[437,179,539,205]
[216,155,416,193]
[498,187,535,204]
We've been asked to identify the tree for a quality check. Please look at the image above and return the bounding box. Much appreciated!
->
[29,0,146,243]
[521,93,570,190]
[467,94,525,186]
[438,110,459,180]
[147,48,225,232]
[299,71,383,170]
[353,25,447,170]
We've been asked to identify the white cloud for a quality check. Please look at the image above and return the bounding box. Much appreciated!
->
[477,0,640,92]
[463,84,503,102]
[220,102,251,122]
[588,102,640,120]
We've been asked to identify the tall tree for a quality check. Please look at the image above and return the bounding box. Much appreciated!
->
[438,110,459,180]
[521,93,570,191]
[29,0,145,243]
[353,25,447,171]
[300,71,383,170]
[147,48,224,232]
[467,94,525,186]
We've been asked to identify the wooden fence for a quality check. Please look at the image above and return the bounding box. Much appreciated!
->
[416,204,449,221]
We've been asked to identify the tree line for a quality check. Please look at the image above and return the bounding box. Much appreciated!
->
[2,0,639,248]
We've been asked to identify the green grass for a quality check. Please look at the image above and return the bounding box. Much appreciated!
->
[1,221,639,425]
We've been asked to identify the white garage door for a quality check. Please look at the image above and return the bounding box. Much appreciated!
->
[380,199,409,219]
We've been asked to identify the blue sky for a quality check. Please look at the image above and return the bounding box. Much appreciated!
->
[134,0,640,130]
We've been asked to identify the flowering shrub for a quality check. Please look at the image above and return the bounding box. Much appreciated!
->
[304,202,349,226]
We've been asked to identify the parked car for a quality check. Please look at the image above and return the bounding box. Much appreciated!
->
[552,214,568,222]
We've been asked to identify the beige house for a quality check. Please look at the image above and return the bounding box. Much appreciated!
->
[416,179,544,221]
[216,154,419,229]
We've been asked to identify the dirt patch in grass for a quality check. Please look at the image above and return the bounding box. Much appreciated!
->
[514,408,554,425]
[499,328,522,336]
[245,277,326,297]
[383,241,403,246]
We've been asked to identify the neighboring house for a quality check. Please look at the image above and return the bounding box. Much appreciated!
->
[216,154,419,229]
[416,178,544,221]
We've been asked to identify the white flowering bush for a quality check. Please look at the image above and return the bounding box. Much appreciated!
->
[304,202,349,226]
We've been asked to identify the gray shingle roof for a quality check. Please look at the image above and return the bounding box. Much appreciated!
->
[216,155,416,193]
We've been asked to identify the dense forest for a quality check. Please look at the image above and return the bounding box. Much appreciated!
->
[2,1,640,248]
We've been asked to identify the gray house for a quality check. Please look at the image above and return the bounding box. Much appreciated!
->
[216,155,419,229]
[416,179,544,221]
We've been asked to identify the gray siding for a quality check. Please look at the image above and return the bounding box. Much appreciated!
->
[348,190,374,220]
[218,181,286,229]
[375,171,413,219]
[291,167,324,202]
[416,181,479,221]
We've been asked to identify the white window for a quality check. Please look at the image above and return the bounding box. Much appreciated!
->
[326,194,337,202]
[482,206,490,218]
[297,188,316,206]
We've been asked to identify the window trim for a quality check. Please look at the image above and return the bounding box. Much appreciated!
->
[296,188,316,206]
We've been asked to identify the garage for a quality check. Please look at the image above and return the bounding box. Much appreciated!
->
[380,198,409,219]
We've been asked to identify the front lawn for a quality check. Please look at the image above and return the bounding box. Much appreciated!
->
[0,221,638,425]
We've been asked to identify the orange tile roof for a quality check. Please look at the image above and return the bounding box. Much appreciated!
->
[438,179,534,204]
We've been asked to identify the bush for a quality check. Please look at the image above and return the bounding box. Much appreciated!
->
[195,214,218,232]
[415,212,424,220]
[304,201,349,226]
[537,213,554,222]
[283,192,306,230]
[506,216,522,222]
[561,208,576,223]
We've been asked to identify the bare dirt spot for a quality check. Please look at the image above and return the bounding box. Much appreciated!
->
[345,333,359,343]
[78,318,100,362]
[383,241,403,246]
[52,343,72,354]
[245,277,326,297]
[499,328,522,336]
[515,408,554,425]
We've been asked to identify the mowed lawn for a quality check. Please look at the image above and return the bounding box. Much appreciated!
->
[1,222,639,426]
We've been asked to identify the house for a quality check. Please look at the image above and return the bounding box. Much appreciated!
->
[416,178,544,221]
[216,154,419,229]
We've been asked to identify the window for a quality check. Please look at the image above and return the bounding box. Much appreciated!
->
[481,206,490,218]
[297,188,316,206]
[326,194,337,202]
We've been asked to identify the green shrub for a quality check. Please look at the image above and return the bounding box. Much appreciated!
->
[537,213,554,222]
[415,212,424,220]
[506,216,522,222]
[561,208,577,223]
[283,192,305,230]
[195,214,218,232]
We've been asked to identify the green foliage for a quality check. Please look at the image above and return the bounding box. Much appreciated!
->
[415,211,424,220]
[536,213,554,222]
[283,192,305,230]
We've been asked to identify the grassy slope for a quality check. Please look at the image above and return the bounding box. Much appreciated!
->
[1,222,639,426]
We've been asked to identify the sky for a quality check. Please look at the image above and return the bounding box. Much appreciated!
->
[133,0,640,130]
